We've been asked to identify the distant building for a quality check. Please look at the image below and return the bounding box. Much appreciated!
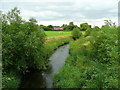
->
[53,27,64,30]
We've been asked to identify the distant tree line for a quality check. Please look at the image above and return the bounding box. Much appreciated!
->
[40,21,101,31]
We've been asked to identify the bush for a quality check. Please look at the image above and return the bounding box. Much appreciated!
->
[2,8,47,74]
[71,27,81,40]
[85,28,92,37]
[2,72,20,89]
[90,26,118,64]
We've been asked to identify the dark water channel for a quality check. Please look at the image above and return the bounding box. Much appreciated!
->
[20,44,69,88]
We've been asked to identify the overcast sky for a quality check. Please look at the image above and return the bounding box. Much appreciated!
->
[0,0,119,27]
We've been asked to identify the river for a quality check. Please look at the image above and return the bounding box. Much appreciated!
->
[20,44,69,88]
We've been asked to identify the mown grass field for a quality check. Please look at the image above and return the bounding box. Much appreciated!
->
[44,31,71,37]
[44,31,85,37]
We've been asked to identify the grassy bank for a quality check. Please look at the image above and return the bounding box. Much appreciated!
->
[53,26,118,88]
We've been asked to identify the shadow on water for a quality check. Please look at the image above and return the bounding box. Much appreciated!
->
[19,44,69,88]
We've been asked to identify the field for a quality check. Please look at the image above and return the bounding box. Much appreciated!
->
[44,31,71,37]
[44,31,85,37]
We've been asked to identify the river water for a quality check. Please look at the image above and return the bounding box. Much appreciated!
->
[20,44,69,88]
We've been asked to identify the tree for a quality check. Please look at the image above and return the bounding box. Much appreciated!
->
[62,24,67,27]
[47,25,53,31]
[7,7,22,24]
[2,7,48,89]
[93,26,100,31]
[80,23,91,31]
[104,20,116,27]
[68,22,75,30]
[64,22,76,31]
[2,7,46,74]
[47,25,53,28]
[29,18,37,24]
[72,27,81,40]
[85,28,92,37]
[69,22,74,26]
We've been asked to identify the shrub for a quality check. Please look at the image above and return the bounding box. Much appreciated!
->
[2,72,20,89]
[2,8,46,74]
[85,28,92,37]
[71,27,81,40]
[90,26,118,64]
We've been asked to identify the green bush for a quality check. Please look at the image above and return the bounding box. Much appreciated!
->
[2,8,47,74]
[90,26,118,64]
[85,28,92,37]
[71,27,81,40]
[80,23,91,31]
[2,72,20,89]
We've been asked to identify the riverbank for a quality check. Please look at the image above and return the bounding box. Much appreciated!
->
[20,44,70,88]
[44,37,72,60]
[3,36,72,89]
[19,37,72,88]
[53,26,118,88]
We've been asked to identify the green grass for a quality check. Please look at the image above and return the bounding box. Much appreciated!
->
[82,31,86,34]
[44,31,85,37]
[44,31,71,37]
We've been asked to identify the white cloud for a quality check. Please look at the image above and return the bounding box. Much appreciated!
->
[0,0,119,27]
[21,10,63,17]
[108,9,118,13]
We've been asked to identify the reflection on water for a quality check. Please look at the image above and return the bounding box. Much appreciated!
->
[20,44,69,88]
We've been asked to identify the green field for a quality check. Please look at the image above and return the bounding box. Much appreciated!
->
[44,31,71,37]
[44,31,85,37]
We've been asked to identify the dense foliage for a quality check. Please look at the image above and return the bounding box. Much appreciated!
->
[85,26,100,37]
[80,23,91,31]
[2,8,47,74]
[63,22,77,31]
[71,27,82,40]
[2,8,47,88]
[40,25,54,31]
[53,23,119,88]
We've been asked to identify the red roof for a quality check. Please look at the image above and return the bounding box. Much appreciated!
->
[53,27,64,30]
